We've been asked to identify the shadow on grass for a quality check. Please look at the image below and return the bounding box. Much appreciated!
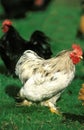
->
[75,75,84,80]
[5,85,23,103]
[0,65,7,75]
[5,85,20,98]
[63,113,84,124]
[4,85,84,123]
[0,65,17,78]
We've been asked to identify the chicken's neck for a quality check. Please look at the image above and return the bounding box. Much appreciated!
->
[49,51,75,73]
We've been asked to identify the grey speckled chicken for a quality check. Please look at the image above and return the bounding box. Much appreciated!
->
[15,44,83,114]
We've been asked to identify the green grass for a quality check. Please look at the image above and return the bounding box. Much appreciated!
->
[0,0,84,130]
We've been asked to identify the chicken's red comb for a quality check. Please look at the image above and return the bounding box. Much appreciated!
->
[72,44,83,55]
[2,19,12,26]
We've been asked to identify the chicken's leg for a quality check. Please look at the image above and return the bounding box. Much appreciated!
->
[47,101,61,115]
[41,95,62,115]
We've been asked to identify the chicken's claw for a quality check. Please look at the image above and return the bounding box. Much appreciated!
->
[50,107,62,115]
[16,100,32,106]
[45,101,62,115]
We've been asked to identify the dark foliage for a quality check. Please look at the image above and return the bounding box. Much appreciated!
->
[63,113,84,124]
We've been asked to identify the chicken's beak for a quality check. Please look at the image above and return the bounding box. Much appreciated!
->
[79,56,83,59]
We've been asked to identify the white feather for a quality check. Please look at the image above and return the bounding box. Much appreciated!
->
[15,50,75,103]
[19,70,75,102]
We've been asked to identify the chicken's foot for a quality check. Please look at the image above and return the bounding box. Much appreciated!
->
[16,99,32,106]
[46,101,62,115]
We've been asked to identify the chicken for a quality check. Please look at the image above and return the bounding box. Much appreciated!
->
[76,15,84,39]
[15,44,83,114]
[0,0,51,19]
[0,0,28,19]
[78,84,84,105]
[0,19,52,75]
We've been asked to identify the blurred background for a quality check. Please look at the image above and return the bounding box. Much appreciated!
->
[0,0,83,52]
[0,0,84,130]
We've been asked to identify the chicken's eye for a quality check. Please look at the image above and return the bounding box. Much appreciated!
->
[73,51,77,55]
[74,52,76,55]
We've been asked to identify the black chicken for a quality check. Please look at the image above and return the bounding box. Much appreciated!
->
[0,0,32,19]
[0,0,51,19]
[0,19,52,75]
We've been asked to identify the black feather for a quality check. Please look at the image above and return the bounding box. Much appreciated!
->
[29,30,52,59]
[0,24,52,75]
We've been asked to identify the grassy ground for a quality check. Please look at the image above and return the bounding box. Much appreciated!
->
[0,0,84,130]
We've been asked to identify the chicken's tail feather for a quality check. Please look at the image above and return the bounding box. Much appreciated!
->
[15,49,43,83]
[30,30,50,45]
[29,30,52,59]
